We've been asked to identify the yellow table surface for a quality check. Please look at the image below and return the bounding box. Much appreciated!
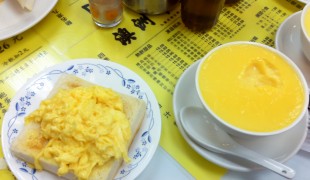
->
[0,0,305,179]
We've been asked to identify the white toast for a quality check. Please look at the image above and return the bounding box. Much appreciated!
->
[10,74,146,180]
[17,0,35,11]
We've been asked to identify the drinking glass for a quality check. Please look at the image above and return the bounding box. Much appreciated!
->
[181,0,225,31]
[89,0,123,28]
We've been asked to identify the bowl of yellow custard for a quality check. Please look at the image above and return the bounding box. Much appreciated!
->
[196,41,309,138]
[301,3,310,61]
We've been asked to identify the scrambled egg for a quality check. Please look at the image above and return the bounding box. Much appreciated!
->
[25,86,131,179]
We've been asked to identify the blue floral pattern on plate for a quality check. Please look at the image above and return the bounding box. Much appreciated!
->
[3,59,161,180]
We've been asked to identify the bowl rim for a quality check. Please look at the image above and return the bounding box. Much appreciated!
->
[301,2,310,42]
[195,41,309,137]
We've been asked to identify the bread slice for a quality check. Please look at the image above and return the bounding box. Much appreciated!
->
[17,0,35,10]
[10,74,146,180]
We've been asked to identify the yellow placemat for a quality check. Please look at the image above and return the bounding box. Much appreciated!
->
[0,0,305,179]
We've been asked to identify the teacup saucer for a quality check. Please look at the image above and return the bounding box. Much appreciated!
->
[298,0,309,3]
[275,11,310,90]
[173,60,308,172]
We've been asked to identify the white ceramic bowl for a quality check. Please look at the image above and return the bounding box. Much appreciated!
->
[301,3,310,61]
[195,41,309,138]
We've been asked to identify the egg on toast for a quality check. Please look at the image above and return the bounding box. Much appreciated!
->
[10,74,146,180]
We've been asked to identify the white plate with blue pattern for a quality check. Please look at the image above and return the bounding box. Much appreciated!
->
[2,59,161,180]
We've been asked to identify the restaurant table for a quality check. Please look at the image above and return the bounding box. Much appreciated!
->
[0,0,309,179]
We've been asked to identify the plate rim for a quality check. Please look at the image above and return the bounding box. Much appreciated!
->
[298,0,309,3]
[2,58,161,179]
[0,0,58,41]
[275,11,310,91]
[275,11,302,51]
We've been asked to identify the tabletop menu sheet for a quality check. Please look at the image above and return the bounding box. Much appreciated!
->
[0,0,306,179]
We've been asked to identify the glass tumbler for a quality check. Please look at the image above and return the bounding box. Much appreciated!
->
[181,0,225,31]
[89,0,123,28]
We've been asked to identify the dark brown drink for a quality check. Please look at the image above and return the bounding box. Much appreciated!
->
[225,0,240,4]
[181,0,225,31]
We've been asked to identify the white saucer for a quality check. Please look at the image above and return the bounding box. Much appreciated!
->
[275,11,310,90]
[173,60,308,172]
[298,0,309,3]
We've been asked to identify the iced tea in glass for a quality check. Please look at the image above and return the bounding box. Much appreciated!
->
[181,0,225,31]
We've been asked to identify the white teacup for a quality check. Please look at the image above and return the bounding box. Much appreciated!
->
[195,41,309,138]
[301,3,310,61]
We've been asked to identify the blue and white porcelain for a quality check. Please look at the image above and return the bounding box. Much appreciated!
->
[2,59,161,180]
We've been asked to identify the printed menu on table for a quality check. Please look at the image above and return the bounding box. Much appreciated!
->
[0,0,305,179]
